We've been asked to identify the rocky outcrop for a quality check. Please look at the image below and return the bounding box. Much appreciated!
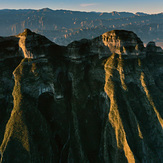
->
[146,41,163,55]
[66,30,146,60]
[102,30,145,55]
[0,29,163,163]
[17,29,55,58]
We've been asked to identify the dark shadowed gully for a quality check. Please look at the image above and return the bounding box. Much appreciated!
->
[0,29,163,163]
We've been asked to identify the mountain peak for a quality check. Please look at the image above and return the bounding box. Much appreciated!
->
[16,29,54,58]
[102,30,144,55]
[17,28,33,37]
[135,12,148,16]
[103,30,140,41]
[111,11,120,15]
[38,8,54,12]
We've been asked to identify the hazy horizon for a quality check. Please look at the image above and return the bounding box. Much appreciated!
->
[1,0,163,14]
[0,7,162,15]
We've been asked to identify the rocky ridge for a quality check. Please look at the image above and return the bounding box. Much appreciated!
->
[0,29,163,163]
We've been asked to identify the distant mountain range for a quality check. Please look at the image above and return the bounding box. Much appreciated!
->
[0,8,163,47]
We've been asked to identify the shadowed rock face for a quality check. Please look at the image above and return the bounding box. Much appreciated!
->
[0,29,163,163]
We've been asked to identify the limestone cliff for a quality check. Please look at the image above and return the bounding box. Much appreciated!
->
[0,29,163,163]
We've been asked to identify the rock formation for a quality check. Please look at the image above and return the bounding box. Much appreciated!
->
[0,29,163,163]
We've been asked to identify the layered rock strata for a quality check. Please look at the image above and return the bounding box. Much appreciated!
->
[0,29,163,163]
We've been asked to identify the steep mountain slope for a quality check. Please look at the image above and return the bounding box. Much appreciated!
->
[0,29,163,163]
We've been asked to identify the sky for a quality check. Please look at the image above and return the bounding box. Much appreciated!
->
[0,0,163,14]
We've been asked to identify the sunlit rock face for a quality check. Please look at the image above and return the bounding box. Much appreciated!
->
[102,30,145,56]
[0,29,163,163]
[17,29,54,58]
[66,30,145,60]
